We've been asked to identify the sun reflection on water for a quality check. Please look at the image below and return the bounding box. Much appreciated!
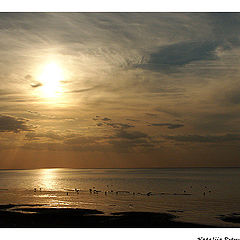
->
[39,169,59,191]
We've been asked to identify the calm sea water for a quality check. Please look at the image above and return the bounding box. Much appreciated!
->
[0,168,240,227]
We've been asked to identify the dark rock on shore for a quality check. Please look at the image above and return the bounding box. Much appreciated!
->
[219,213,240,223]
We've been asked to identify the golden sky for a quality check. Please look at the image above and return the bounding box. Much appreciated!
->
[0,13,240,169]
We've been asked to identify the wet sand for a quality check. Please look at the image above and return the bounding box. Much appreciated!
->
[0,204,215,228]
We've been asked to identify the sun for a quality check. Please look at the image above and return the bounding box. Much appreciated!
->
[38,62,64,98]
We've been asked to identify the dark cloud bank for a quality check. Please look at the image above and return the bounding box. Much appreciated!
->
[0,115,31,133]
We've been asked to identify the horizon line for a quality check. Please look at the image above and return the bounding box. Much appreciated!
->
[1,166,240,170]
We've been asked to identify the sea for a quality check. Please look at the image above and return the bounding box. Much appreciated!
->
[0,168,240,227]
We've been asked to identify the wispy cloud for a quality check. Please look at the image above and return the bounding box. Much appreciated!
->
[164,134,240,143]
[148,123,184,129]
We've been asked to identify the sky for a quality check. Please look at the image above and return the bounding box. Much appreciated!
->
[0,13,240,169]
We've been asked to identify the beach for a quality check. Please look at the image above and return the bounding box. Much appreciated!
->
[0,204,215,228]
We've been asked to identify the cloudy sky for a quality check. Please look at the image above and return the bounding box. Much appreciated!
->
[1,13,240,169]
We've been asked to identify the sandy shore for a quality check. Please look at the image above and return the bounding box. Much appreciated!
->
[0,204,216,228]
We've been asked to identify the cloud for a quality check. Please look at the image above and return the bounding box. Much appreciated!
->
[149,123,184,129]
[226,91,240,105]
[67,86,102,93]
[48,129,156,153]
[145,113,158,117]
[25,74,32,80]
[126,118,139,122]
[0,90,31,105]
[25,74,42,88]
[102,117,111,121]
[25,110,77,121]
[104,122,134,129]
[25,131,62,141]
[64,136,97,145]
[191,111,240,133]
[108,138,155,152]
[207,13,240,48]
[105,129,164,152]
[22,142,64,151]
[0,114,31,133]
[108,129,155,152]
[30,82,43,88]
[0,90,16,96]
[218,86,240,105]
[93,117,134,129]
[137,40,219,72]
[114,130,148,139]
[155,108,182,118]
[134,13,240,74]
[164,134,240,143]
[19,125,164,153]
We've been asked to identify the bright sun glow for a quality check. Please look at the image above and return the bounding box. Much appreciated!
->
[38,62,64,98]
